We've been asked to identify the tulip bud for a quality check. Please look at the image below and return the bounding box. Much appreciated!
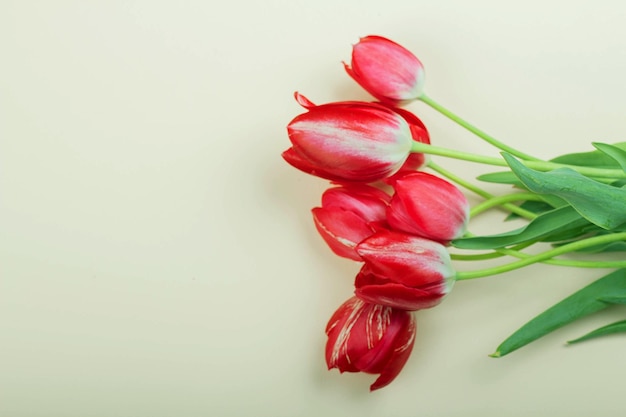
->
[355,230,456,311]
[345,35,425,105]
[284,94,413,182]
[325,296,416,391]
[387,172,469,243]
[312,184,391,260]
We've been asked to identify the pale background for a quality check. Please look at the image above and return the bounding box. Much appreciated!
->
[2,0,626,416]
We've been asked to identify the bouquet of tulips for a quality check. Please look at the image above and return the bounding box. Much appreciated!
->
[282,36,626,391]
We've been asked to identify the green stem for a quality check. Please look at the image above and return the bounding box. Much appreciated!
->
[469,193,543,218]
[412,142,626,179]
[456,232,626,280]
[451,242,534,261]
[419,94,542,161]
[426,161,490,198]
[427,161,537,220]
[496,246,626,269]
[451,246,626,268]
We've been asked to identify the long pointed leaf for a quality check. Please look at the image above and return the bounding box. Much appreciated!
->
[568,319,626,344]
[592,142,626,173]
[549,141,626,167]
[491,269,626,357]
[477,171,523,185]
[452,206,588,250]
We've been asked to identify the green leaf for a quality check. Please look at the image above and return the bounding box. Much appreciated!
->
[503,153,626,230]
[567,319,626,344]
[477,171,523,185]
[491,269,626,357]
[538,223,598,243]
[611,178,626,188]
[452,206,589,250]
[597,296,626,305]
[592,142,626,173]
[549,141,626,168]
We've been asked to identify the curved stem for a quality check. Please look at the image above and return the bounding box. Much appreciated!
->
[427,161,537,220]
[451,247,626,268]
[470,193,543,218]
[426,161,490,198]
[456,232,626,280]
[412,142,626,179]
[419,94,542,161]
[451,242,534,261]
[496,246,626,269]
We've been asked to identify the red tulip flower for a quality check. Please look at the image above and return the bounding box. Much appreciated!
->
[312,184,391,260]
[284,94,414,182]
[387,172,469,243]
[355,230,456,311]
[325,296,416,391]
[345,35,425,105]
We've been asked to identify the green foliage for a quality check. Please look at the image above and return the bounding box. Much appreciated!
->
[549,141,626,168]
[503,153,626,230]
[592,142,626,172]
[492,269,626,357]
[452,206,589,249]
[568,319,626,344]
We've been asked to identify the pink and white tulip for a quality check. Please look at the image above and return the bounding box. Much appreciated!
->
[312,184,391,260]
[325,296,416,391]
[355,230,456,311]
[284,94,414,182]
[345,36,426,105]
[387,172,469,243]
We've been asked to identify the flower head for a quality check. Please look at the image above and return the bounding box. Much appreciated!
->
[283,93,413,182]
[387,172,469,243]
[355,230,456,310]
[345,36,425,105]
[325,296,416,391]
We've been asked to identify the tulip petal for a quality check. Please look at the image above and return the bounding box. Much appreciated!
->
[356,283,445,311]
[282,147,346,181]
[325,297,365,372]
[353,307,409,374]
[294,91,316,109]
[387,172,469,242]
[321,184,390,223]
[312,207,374,260]
[370,313,417,391]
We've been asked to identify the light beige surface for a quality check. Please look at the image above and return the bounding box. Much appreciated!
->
[2,1,626,416]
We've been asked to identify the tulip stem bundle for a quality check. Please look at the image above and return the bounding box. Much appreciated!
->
[411,141,626,179]
[468,192,542,218]
[428,157,626,272]
[283,34,626,391]
[419,94,542,162]
[455,233,626,280]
